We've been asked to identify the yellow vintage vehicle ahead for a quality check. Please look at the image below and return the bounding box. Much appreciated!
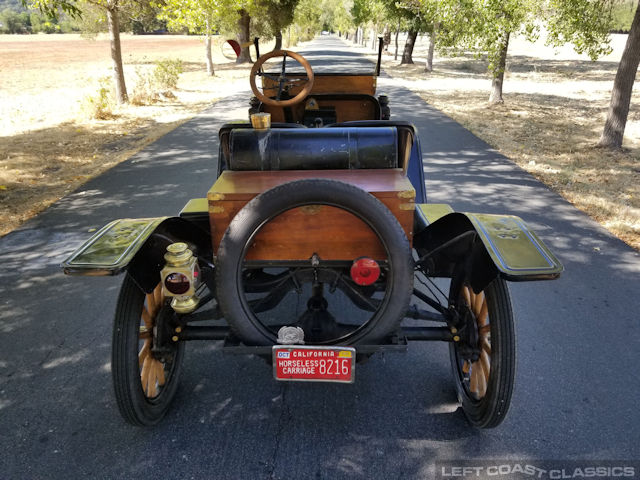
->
[62,44,562,428]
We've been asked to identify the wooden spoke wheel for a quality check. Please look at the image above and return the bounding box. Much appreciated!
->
[112,273,184,426]
[449,277,515,428]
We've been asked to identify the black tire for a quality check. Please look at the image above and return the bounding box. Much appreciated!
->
[216,179,413,346]
[449,277,516,428]
[112,273,184,426]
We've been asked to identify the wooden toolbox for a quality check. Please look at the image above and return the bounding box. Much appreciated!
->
[207,169,415,261]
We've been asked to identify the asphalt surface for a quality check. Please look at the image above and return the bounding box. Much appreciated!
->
[1,36,640,479]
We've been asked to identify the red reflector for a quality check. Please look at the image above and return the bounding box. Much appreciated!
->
[350,257,380,286]
[165,272,190,294]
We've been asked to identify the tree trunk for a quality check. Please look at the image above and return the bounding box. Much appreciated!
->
[106,4,127,103]
[205,33,214,76]
[489,31,510,105]
[371,29,376,50]
[394,26,399,61]
[273,30,282,51]
[598,2,640,148]
[236,9,251,64]
[205,17,214,76]
[401,30,417,64]
[426,23,438,72]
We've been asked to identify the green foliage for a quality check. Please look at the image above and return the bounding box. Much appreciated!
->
[156,0,221,34]
[425,0,614,80]
[324,0,352,32]
[71,2,106,36]
[546,0,613,59]
[22,0,162,34]
[153,59,183,89]
[22,0,82,20]
[0,1,79,33]
[258,0,299,38]
[386,0,433,33]
[611,0,637,31]
[0,0,24,11]
[0,8,30,32]
[293,0,323,39]
[131,59,183,105]
[158,0,265,38]
[121,0,165,34]
[81,76,115,120]
[350,0,370,26]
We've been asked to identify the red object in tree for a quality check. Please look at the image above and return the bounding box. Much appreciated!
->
[226,39,241,58]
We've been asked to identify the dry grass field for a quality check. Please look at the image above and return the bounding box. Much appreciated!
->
[0,33,257,235]
[355,33,640,250]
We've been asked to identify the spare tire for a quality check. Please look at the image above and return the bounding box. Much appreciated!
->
[215,179,413,346]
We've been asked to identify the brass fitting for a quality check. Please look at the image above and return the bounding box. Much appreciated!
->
[251,112,271,130]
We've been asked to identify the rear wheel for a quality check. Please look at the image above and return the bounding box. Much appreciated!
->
[112,273,184,426]
[449,277,515,428]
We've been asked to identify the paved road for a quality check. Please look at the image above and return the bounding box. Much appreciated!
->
[1,36,639,479]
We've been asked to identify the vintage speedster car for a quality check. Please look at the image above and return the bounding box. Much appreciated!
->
[62,45,562,428]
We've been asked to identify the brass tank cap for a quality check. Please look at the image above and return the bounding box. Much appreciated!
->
[164,242,193,266]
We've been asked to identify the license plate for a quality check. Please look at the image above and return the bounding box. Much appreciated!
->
[273,346,356,383]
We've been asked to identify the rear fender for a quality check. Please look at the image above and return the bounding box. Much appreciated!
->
[62,217,211,293]
[414,204,563,293]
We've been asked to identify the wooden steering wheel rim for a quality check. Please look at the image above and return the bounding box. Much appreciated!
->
[249,50,315,107]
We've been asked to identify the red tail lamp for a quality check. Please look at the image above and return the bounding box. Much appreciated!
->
[350,257,380,286]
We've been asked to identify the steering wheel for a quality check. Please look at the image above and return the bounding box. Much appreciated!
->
[250,50,315,107]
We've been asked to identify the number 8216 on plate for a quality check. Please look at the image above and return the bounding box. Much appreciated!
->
[272,346,356,383]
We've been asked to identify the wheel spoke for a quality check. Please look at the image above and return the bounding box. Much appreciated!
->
[141,356,152,396]
[139,326,152,339]
[141,307,153,329]
[482,336,492,355]
[153,284,163,310]
[475,360,487,397]
[138,338,151,367]
[473,291,484,316]
[469,364,478,394]
[480,350,491,384]
[146,362,158,398]
[463,286,472,307]
[462,360,470,374]
[145,294,156,315]
[156,359,166,386]
[478,297,488,325]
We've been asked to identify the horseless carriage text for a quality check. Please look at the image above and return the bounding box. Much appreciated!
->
[63,41,562,428]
